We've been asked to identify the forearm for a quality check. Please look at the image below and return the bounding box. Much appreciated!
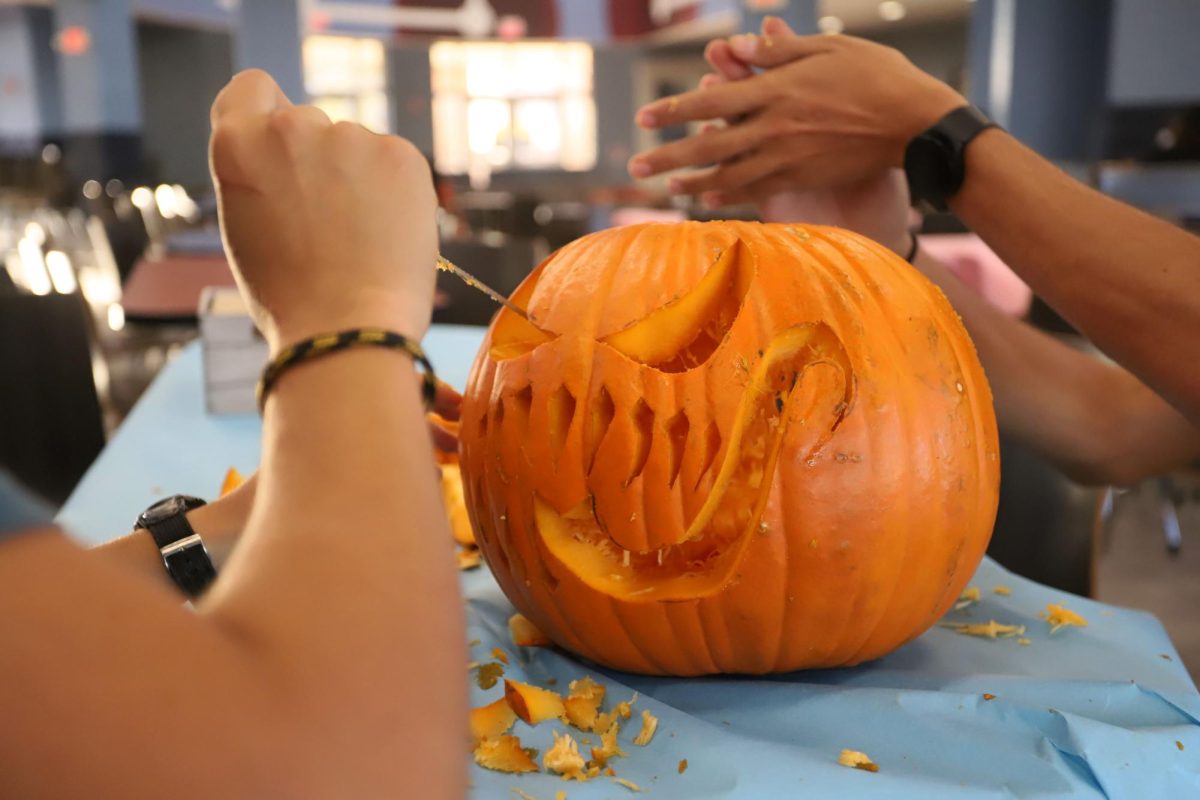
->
[912,248,1200,485]
[952,130,1200,422]
[201,348,466,797]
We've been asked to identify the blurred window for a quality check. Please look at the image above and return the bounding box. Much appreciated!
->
[430,41,596,180]
[304,36,390,134]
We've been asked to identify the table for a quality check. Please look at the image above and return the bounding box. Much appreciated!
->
[60,326,1200,799]
[121,254,236,322]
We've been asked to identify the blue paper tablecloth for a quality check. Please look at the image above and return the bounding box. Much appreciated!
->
[60,326,1200,799]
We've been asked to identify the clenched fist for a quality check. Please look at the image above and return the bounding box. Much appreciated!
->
[209,70,437,351]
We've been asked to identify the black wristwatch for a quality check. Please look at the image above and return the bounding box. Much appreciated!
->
[904,105,998,212]
[135,495,217,598]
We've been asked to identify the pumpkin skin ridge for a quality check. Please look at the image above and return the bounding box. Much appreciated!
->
[798,231,923,666]
[854,226,998,650]
[856,232,999,633]
[460,221,1000,675]
[755,229,878,668]
[813,228,998,665]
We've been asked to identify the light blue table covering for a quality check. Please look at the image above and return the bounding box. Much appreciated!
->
[60,326,1200,799]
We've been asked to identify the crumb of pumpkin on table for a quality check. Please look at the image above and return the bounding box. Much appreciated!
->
[992,585,1012,596]
[457,547,483,570]
[510,613,552,647]
[492,647,510,665]
[982,693,997,701]
[942,620,1026,640]
[1178,741,1186,751]
[1041,603,1088,634]
[955,586,982,610]
[1017,637,1032,646]
[633,710,659,746]
[474,735,539,774]
[544,730,589,780]
[678,758,688,774]
[838,749,879,772]
[612,776,642,792]
[476,662,505,690]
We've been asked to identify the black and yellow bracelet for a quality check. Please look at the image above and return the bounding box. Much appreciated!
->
[256,328,437,413]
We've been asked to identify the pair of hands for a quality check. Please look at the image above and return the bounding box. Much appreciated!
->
[628,17,965,254]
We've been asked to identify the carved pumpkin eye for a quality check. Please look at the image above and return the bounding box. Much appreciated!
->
[459,222,1000,678]
[600,240,753,371]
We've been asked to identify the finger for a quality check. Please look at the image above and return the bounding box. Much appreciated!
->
[429,420,459,455]
[727,31,834,69]
[629,121,769,179]
[705,39,753,81]
[670,147,787,201]
[433,380,463,421]
[699,72,726,90]
[760,14,796,37]
[211,69,290,126]
[635,80,766,130]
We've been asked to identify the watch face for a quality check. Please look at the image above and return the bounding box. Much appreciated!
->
[140,495,206,526]
[905,134,958,208]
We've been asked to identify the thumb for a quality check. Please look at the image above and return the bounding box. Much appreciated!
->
[211,69,290,127]
[728,29,831,68]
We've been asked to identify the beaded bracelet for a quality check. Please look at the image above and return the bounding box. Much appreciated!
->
[256,328,437,413]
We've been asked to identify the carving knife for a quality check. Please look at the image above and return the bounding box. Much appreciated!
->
[436,255,534,322]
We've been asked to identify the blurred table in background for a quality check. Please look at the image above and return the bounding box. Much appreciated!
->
[121,254,236,322]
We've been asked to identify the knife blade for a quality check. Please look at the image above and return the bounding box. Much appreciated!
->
[436,255,533,322]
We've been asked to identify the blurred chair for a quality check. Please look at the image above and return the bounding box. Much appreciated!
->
[987,432,1100,597]
[0,292,106,507]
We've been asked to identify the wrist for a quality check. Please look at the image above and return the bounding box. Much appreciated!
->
[900,84,967,147]
[267,300,429,356]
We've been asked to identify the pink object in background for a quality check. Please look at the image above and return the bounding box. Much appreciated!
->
[609,207,687,228]
[920,233,1033,318]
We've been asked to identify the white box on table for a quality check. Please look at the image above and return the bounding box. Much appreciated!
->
[199,286,268,415]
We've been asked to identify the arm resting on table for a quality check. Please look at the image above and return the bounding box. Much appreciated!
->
[0,350,466,800]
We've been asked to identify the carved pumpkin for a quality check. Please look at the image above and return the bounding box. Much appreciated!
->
[459,221,999,675]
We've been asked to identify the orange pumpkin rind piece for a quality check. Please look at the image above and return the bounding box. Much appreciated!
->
[219,467,244,498]
[544,730,588,781]
[469,697,517,744]
[505,679,566,725]
[474,734,538,774]
[509,613,552,648]
[632,709,658,746]
[838,749,879,772]
[440,461,476,546]
[1040,603,1088,634]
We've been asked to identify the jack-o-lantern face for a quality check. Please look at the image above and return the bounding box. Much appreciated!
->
[460,222,999,676]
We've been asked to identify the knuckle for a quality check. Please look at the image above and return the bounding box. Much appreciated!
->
[267,107,306,142]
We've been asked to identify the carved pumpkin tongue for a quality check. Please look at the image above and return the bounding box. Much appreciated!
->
[587,323,854,558]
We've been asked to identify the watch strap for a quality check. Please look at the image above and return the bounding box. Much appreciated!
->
[905,105,998,212]
[135,496,217,597]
